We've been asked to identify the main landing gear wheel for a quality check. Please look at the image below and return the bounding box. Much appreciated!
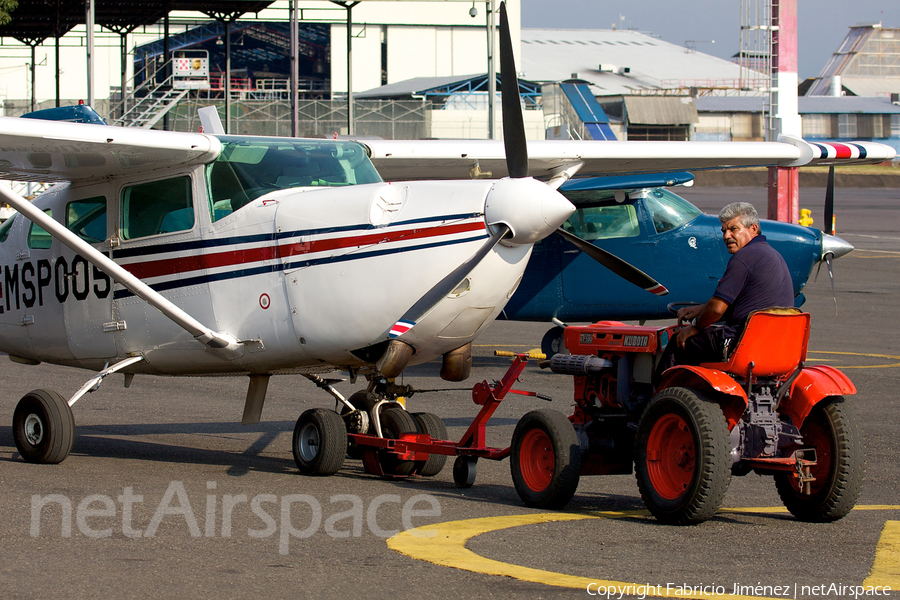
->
[510,409,581,509]
[774,397,864,522]
[13,389,75,464]
[634,387,731,525]
[293,408,347,476]
[540,327,565,360]
[378,407,420,477]
[412,412,448,477]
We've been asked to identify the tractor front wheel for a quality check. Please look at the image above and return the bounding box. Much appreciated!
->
[510,409,581,509]
[635,387,731,525]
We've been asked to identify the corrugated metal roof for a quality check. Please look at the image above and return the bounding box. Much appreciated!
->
[696,96,900,114]
[521,28,760,97]
[356,75,482,98]
[838,78,900,98]
[624,96,698,125]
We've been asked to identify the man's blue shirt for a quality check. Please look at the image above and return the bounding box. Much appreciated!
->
[713,234,795,335]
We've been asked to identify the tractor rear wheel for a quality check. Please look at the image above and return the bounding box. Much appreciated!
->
[774,397,863,522]
[510,409,581,509]
[635,387,731,525]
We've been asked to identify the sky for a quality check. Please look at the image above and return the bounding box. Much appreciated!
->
[520,0,900,80]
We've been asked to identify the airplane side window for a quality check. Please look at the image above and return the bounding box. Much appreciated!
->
[66,197,107,244]
[0,213,18,243]
[121,176,194,240]
[563,205,640,241]
[27,209,54,249]
[208,137,383,221]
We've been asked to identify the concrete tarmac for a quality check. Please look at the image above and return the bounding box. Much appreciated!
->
[1,186,898,599]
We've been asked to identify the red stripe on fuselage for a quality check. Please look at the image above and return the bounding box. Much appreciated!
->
[121,221,486,279]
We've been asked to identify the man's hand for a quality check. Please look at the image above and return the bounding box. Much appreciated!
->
[675,324,700,348]
[677,304,704,326]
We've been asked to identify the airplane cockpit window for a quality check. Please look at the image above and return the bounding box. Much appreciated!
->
[207,137,383,222]
[644,188,702,234]
[27,209,54,249]
[121,176,194,240]
[67,197,107,244]
[562,204,640,241]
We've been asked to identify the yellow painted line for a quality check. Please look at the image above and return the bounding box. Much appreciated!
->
[864,520,900,589]
[389,506,900,597]
[809,351,900,370]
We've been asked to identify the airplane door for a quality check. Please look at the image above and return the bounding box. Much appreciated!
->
[643,190,727,307]
[560,202,655,317]
[60,195,118,360]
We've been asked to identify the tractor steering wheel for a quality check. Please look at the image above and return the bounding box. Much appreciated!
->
[666,301,701,316]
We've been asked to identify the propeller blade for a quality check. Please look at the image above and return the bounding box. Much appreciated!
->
[555,228,668,296]
[498,2,528,178]
[824,165,835,235]
[389,224,511,338]
[826,252,838,315]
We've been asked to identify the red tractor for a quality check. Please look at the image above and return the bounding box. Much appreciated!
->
[510,309,864,524]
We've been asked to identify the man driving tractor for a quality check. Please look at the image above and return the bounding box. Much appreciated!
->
[655,201,795,380]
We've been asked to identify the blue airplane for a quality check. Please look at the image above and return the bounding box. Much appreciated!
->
[501,171,851,356]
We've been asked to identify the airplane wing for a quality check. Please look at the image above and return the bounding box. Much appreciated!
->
[363,138,896,182]
[0,116,221,184]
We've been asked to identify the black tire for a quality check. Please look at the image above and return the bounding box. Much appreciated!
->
[412,412,449,477]
[292,408,347,475]
[634,387,731,525]
[378,407,420,477]
[13,389,75,464]
[510,409,581,509]
[453,456,477,488]
[342,391,374,460]
[541,327,565,359]
[774,397,864,522]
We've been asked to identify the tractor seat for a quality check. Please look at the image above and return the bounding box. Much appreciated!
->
[700,308,810,378]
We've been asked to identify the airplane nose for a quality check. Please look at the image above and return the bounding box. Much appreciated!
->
[821,233,854,260]
[484,177,575,245]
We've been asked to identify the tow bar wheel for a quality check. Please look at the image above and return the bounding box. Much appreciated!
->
[13,389,75,464]
[774,397,864,522]
[511,409,581,509]
[292,408,347,476]
[635,387,731,525]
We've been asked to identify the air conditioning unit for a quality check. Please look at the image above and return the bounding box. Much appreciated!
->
[619,67,631,75]
[598,64,617,73]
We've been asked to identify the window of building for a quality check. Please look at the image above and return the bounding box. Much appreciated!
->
[838,114,857,138]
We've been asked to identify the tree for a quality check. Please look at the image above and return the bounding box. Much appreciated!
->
[0,0,18,27]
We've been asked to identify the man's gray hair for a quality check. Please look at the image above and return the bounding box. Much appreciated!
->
[719,202,760,229]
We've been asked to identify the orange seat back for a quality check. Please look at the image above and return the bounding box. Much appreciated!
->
[700,309,810,377]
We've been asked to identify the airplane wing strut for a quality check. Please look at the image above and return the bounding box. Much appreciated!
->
[0,186,244,359]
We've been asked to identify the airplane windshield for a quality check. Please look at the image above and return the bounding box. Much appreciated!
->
[643,188,702,234]
[207,137,383,221]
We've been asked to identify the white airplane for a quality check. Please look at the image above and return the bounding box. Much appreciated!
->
[0,3,893,475]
